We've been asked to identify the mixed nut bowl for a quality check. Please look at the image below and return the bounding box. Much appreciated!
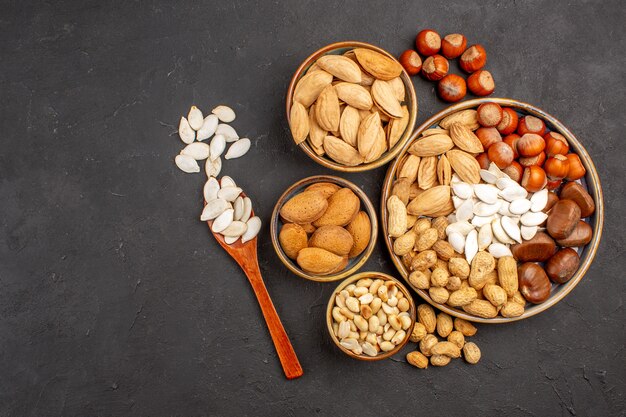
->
[381,98,603,323]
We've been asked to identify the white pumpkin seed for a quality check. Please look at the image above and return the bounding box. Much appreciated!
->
[501,216,522,243]
[488,243,513,258]
[496,177,519,190]
[473,201,501,217]
[491,218,515,244]
[221,176,236,188]
[520,211,548,227]
[211,209,234,233]
[446,221,474,236]
[474,184,499,204]
[471,215,495,228]
[448,231,465,254]
[530,188,548,212]
[521,225,538,240]
[451,174,462,184]
[217,186,242,202]
[233,197,244,220]
[221,220,248,237]
[241,217,261,244]
[178,117,195,144]
[240,197,252,223]
[509,199,532,215]
[480,169,498,184]
[181,142,210,160]
[478,223,493,250]
[196,114,218,141]
[498,201,513,216]
[225,138,251,159]
[488,162,507,178]
[224,235,239,244]
[499,186,528,202]
[216,124,239,141]
[200,198,231,221]
[452,182,473,199]
[447,213,457,224]
[205,157,222,178]
[188,106,204,130]
[209,134,226,160]
[456,198,474,222]
[452,196,464,209]
[464,229,478,263]
[174,154,200,173]
[203,177,220,202]
[212,105,236,123]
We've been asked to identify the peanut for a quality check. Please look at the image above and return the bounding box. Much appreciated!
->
[500,301,525,318]
[408,270,430,290]
[463,342,481,364]
[448,258,470,278]
[497,256,519,297]
[448,287,478,307]
[429,287,449,304]
[430,268,450,287]
[430,354,451,366]
[436,313,453,338]
[483,284,508,307]
[454,318,477,336]
[406,351,429,369]
[431,341,461,358]
[447,330,465,349]
[462,299,498,318]
[417,304,437,333]
[409,322,428,342]
[415,228,438,251]
[419,334,438,356]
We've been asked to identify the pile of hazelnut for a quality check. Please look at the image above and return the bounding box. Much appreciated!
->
[399,30,494,102]
[472,102,587,192]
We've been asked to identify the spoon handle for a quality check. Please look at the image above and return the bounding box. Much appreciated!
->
[239,254,303,379]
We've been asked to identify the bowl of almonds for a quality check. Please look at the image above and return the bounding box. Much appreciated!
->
[271,175,378,282]
[381,98,603,323]
[286,41,418,172]
[326,272,416,360]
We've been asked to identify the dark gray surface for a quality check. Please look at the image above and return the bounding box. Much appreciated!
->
[1,1,625,416]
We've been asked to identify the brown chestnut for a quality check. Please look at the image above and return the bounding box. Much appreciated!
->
[518,263,552,304]
[545,248,580,284]
[547,199,581,239]
[556,220,593,247]
[543,191,560,213]
[560,182,595,217]
[511,232,556,262]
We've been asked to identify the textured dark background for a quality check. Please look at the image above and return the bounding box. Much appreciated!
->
[1,0,625,416]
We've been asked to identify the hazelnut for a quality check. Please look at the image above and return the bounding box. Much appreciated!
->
[467,70,495,96]
[519,151,546,167]
[502,161,523,183]
[475,127,502,149]
[544,132,569,157]
[503,134,521,159]
[477,102,503,127]
[544,154,570,179]
[565,153,586,181]
[497,108,519,135]
[545,248,580,284]
[518,263,551,304]
[421,54,449,81]
[487,141,514,169]
[517,115,546,136]
[399,49,422,75]
[441,33,467,58]
[475,152,491,170]
[516,133,546,157]
[459,44,487,73]
[521,165,547,193]
[415,29,441,56]
[437,74,467,102]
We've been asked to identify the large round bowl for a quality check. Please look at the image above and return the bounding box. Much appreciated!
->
[286,41,418,172]
[381,98,604,323]
[271,175,378,282]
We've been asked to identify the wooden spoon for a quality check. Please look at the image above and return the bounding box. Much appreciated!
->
[205,193,303,380]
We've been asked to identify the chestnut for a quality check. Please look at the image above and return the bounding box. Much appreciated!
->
[521,165,547,193]
[511,232,556,262]
[422,54,449,81]
[460,44,487,73]
[399,49,422,75]
[519,151,546,167]
[544,131,569,157]
[503,161,523,183]
[467,70,495,96]
[546,199,581,239]
[517,115,546,136]
[556,220,593,247]
[516,133,546,157]
[543,191,560,213]
[518,263,551,304]
[477,102,503,127]
[560,182,595,217]
[545,248,580,284]
[544,154,570,179]
[497,108,519,135]
[503,134,520,159]
[565,153,586,181]
[416,29,441,56]
[488,141,514,169]
[475,152,491,170]
[475,127,502,149]
[437,74,467,102]
[441,33,467,59]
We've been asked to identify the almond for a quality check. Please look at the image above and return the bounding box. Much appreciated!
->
[289,101,309,145]
[323,135,364,166]
[353,48,403,81]
[308,104,326,148]
[357,112,382,157]
[364,125,387,162]
[406,185,452,216]
[346,211,371,258]
[388,77,405,101]
[397,154,421,183]
[418,156,438,190]
[371,80,403,118]
[334,82,373,110]
[293,70,333,107]
[446,149,481,184]
[313,188,360,227]
[387,106,410,148]
[408,134,454,157]
[297,247,346,274]
[449,123,484,153]
[316,55,362,83]
[391,178,411,205]
[315,85,340,131]
[278,223,308,259]
[439,109,479,130]
[437,154,452,185]
[308,225,354,256]
[304,182,340,198]
[280,190,328,224]
[339,106,361,147]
